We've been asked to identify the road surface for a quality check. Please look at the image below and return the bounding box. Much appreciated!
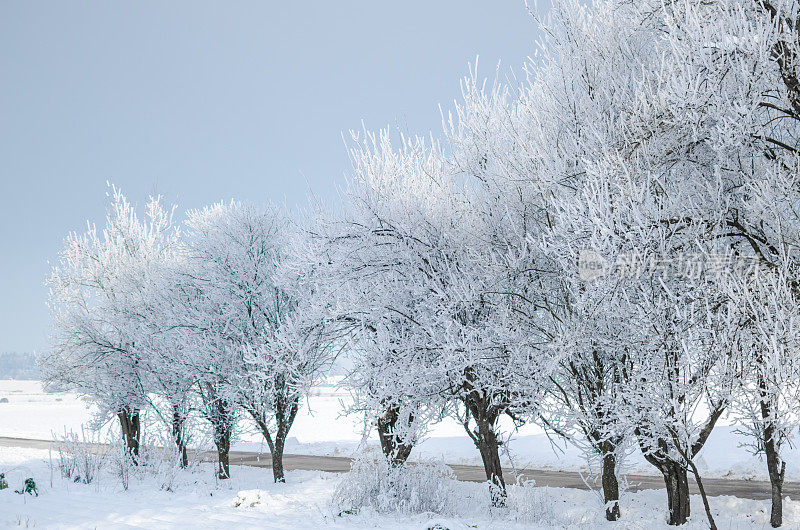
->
[1,436,795,500]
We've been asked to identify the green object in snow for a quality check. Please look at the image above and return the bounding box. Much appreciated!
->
[15,478,37,496]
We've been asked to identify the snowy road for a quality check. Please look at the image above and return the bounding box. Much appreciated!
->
[1,436,796,501]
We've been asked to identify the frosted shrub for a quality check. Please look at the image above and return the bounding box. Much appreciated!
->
[108,437,135,490]
[505,481,559,525]
[331,450,457,516]
[107,433,196,492]
[138,437,197,492]
[52,428,105,485]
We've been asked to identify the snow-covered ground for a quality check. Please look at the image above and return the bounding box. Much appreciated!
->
[0,445,798,529]
[1,379,799,528]
[1,379,798,482]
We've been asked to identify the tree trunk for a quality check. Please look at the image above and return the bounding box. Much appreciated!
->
[247,395,300,483]
[762,406,785,527]
[117,407,140,464]
[377,406,414,466]
[765,446,785,528]
[171,406,188,469]
[252,421,290,483]
[210,396,233,480]
[474,419,506,507]
[273,394,299,483]
[250,417,287,483]
[661,461,690,526]
[757,371,786,528]
[215,429,230,480]
[459,376,507,508]
[272,429,287,483]
[601,450,620,521]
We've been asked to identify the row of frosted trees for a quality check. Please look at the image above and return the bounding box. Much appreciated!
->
[45,0,800,526]
[44,192,338,482]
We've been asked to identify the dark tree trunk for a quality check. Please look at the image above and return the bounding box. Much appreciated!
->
[459,372,507,508]
[247,393,300,483]
[270,431,286,482]
[377,406,414,466]
[270,390,300,484]
[639,436,691,526]
[473,418,506,507]
[760,389,786,528]
[271,396,299,484]
[117,407,140,464]
[251,418,286,483]
[215,431,230,480]
[661,460,690,526]
[171,406,188,469]
[637,401,724,526]
[210,395,233,480]
[601,450,620,521]
[765,442,785,528]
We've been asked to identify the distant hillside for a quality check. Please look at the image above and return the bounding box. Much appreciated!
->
[0,352,40,380]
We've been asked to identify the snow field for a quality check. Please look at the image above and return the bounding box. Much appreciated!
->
[0,446,797,529]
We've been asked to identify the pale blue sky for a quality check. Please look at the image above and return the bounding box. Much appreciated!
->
[0,1,540,353]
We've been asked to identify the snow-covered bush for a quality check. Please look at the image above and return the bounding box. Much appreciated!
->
[505,481,559,525]
[108,432,199,492]
[331,452,576,525]
[52,428,105,485]
[331,450,457,516]
[139,437,199,492]
[108,436,135,490]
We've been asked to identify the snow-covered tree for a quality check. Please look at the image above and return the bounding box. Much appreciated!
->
[298,205,445,468]
[168,201,333,482]
[513,0,754,524]
[113,199,193,468]
[315,119,555,506]
[652,1,800,524]
[441,1,659,519]
[301,135,454,468]
[543,0,800,525]
[44,186,181,460]
[720,256,800,528]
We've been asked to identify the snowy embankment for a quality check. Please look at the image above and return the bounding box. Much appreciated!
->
[0,446,798,529]
[1,379,797,482]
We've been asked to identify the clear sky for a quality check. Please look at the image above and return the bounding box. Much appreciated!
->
[0,1,541,353]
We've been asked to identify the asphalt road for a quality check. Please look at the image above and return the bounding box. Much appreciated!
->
[2,436,795,500]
